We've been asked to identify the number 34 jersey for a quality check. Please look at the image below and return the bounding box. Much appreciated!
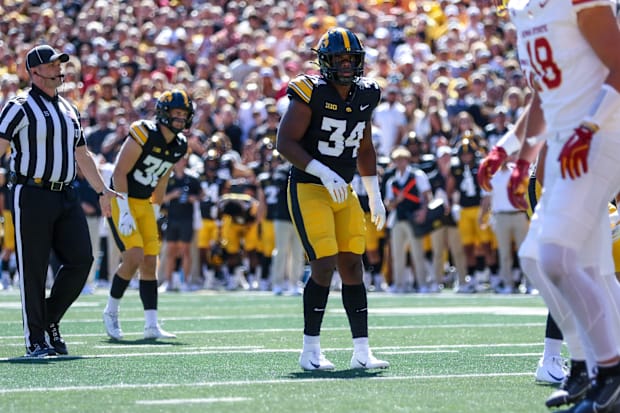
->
[125,119,188,199]
[508,0,614,132]
[287,74,381,185]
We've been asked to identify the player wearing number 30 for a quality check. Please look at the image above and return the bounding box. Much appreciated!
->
[277,27,389,371]
[103,89,192,341]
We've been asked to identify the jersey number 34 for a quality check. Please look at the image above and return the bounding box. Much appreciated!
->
[318,117,366,158]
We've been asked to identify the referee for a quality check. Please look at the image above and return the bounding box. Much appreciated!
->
[0,45,118,357]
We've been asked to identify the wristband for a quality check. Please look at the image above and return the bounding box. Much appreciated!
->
[361,175,381,199]
[305,159,329,178]
[496,129,521,155]
[584,84,620,129]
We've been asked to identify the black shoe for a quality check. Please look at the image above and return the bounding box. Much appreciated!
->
[46,322,68,355]
[559,371,620,413]
[546,360,591,408]
[590,371,620,412]
[25,341,56,358]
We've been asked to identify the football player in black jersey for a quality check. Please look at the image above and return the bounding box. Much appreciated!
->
[197,150,227,289]
[277,27,389,371]
[103,89,192,341]
[446,137,496,292]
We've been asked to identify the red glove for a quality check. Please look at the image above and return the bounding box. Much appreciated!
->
[508,159,531,211]
[477,146,508,192]
[558,123,597,180]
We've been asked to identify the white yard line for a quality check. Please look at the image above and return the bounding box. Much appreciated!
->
[0,322,546,340]
[136,397,252,405]
[0,372,534,395]
[0,305,548,321]
[0,343,543,361]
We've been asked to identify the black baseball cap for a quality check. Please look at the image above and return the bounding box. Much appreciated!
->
[26,45,69,71]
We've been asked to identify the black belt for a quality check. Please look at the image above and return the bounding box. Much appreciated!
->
[14,175,71,191]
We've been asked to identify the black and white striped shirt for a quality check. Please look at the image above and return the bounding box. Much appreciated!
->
[0,85,85,183]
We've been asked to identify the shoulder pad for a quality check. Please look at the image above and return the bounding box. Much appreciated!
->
[287,75,321,105]
[355,77,380,91]
[128,120,156,146]
[221,152,238,164]
[257,171,270,182]
[186,169,200,179]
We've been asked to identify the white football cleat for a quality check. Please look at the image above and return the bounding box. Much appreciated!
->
[144,325,177,339]
[299,350,335,371]
[103,311,123,340]
[535,355,567,384]
[350,349,390,369]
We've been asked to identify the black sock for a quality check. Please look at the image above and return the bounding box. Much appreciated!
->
[598,361,620,378]
[110,274,130,299]
[342,283,368,339]
[467,265,476,277]
[139,280,158,310]
[489,263,499,275]
[260,256,272,280]
[570,359,588,377]
[545,313,564,340]
[303,277,330,336]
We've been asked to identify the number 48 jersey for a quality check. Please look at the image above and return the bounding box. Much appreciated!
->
[509,0,615,133]
[125,119,188,199]
[287,74,381,184]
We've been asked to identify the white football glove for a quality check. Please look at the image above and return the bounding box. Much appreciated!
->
[117,194,136,236]
[361,175,386,230]
[305,159,348,203]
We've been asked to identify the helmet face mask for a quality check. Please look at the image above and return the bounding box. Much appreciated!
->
[156,89,194,134]
[314,28,365,85]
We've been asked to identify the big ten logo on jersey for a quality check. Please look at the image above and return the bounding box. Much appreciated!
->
[324,102,338,111]
[133,155,173,187]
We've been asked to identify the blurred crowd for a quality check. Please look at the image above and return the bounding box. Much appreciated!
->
[0,0,532,295]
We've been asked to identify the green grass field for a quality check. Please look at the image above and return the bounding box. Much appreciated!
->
[0,288,564,413]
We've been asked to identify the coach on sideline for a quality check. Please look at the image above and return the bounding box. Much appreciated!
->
[0,44,119,357]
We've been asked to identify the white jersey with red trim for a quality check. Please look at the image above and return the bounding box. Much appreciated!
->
[509,0,617,134]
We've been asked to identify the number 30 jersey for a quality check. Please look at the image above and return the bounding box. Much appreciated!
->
[508,0,615,133]
[287,74,381,184]
[125,119,188,199]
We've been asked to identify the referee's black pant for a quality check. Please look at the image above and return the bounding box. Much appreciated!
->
[12,184,93,348]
